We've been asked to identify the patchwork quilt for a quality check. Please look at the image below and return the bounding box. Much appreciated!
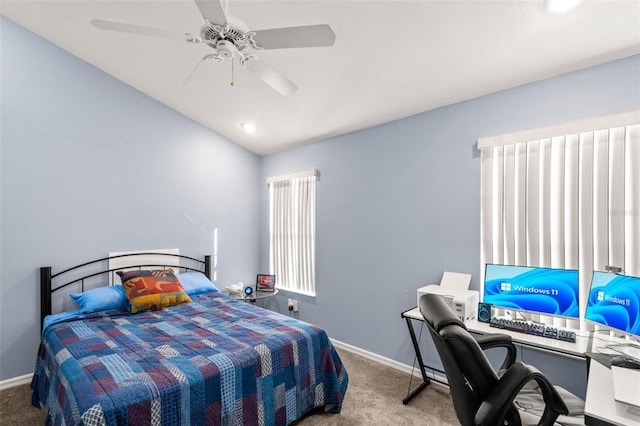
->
[31,292,348,425]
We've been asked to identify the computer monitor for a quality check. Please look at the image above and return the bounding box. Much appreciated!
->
[483,264,579,319]
[585,271,640,338]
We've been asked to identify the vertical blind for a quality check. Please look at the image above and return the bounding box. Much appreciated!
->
[268,170,317,296]
[480,115,639,330]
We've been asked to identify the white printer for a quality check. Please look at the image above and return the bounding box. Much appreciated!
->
[417,285,479,323]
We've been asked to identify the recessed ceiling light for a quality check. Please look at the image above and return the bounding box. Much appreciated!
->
[240,122,257,133]
[544,0,582,14]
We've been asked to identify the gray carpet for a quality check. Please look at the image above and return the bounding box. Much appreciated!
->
[0,349,457,425]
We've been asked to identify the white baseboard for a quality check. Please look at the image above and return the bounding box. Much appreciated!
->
[330,338,449,388]
[0,373,32,391]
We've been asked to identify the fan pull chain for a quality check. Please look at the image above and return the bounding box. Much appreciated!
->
[230,59,235,87]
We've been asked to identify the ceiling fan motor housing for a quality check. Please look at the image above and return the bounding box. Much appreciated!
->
[216,40,235,58]
[200,15,255,53]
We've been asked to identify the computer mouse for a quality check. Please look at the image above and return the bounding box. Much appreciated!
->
[611,355,640,369]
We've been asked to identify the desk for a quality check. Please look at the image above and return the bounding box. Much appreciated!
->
[585,356,640,426]
[464,317,591,359]
[401,308,447,404]
[402,305,636,422]
[401,307,588,404]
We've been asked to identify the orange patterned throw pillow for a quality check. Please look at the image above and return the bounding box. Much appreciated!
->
[117,269,192,314]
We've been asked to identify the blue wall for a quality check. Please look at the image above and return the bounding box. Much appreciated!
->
[0,17,261,381]
[259,54,640,398]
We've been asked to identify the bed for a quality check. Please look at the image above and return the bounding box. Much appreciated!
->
[31,252,348,425]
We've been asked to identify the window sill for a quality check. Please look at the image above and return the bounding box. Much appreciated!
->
[277,287,316,298]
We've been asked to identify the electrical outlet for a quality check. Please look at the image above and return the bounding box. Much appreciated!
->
[288,299,299,312]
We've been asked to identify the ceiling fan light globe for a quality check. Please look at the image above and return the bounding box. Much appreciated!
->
[216,40,236,59]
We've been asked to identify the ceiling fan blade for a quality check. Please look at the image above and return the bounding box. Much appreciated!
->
[91,19,193,42]
[252,24,336,49]
[182,58,206,87]
[182,54,220,87]
[244,59,297,96]
[194,0,228,25]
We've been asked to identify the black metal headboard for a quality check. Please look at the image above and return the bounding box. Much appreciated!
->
[40,252,211,331]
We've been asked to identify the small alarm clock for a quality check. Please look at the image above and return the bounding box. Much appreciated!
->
[244,286,254,296]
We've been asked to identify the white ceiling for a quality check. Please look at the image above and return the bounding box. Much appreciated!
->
[2,0,640,155]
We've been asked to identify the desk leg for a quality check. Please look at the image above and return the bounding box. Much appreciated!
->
[403,317,431,405]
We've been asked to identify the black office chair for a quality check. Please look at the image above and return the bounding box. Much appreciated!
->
[419,293,584,426]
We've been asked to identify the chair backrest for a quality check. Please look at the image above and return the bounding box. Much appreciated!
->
[419,293,501,426]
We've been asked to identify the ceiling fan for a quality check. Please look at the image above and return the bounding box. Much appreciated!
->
[91,0,336,96]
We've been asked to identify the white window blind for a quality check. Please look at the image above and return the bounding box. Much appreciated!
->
[268,169,318,296]
[480,111,640,331]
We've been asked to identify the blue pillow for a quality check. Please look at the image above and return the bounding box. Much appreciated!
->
[70,285,126,313]
[177,272,219,295]
[43,310,83,333]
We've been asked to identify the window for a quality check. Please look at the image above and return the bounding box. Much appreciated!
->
[267,169,318,296]
[479,110,639,330]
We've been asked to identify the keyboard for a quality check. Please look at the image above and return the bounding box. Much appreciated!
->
[489,317,576,343]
